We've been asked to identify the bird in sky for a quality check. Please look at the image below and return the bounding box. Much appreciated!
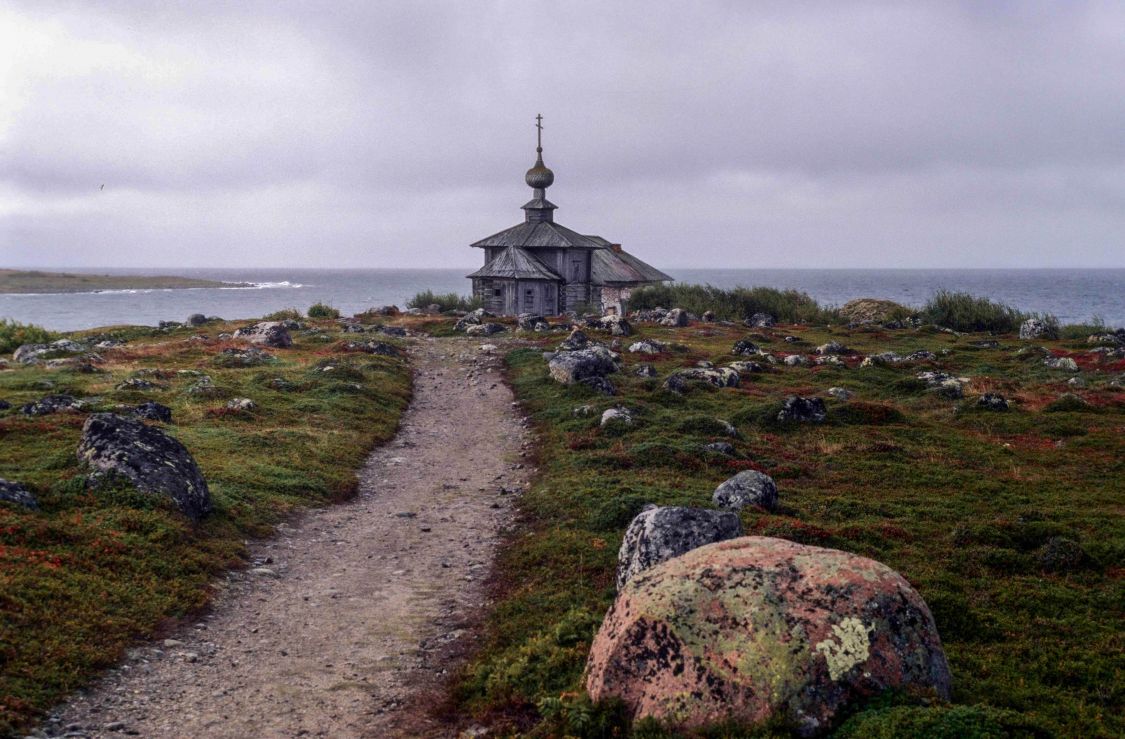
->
[99,184,104,191]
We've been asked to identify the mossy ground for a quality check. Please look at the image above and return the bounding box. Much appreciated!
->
[455,320,1123,737]
[0,318,412,735]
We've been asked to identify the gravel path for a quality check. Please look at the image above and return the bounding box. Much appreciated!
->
[45,337,531,739]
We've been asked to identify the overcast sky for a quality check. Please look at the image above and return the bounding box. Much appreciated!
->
[1,1,1123,270]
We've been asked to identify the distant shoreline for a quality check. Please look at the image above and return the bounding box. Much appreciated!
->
[0,269,252,295]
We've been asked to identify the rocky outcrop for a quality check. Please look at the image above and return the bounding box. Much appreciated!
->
[586,536,952,735]
[21,394,83,416]
[13,339,87,365]
[343,341,399,356]
[233,322,292,348]
[465,323,506,337]
[628,339,666,354]
[77,413,212,521]
[917,371,968,399]
[558,329,589,351]
[453,308,494,332]
[615,506,742,590]
[598,315,633,336]
[0,478,38,510]
[547,346,620,386]
[215,347,276,367]
[1044,356,1078,371]
[712,470,778,511]
[516,313,547,331]
[731,339,760,356]
[783,354,809,367]
[1019,318,1058,340]
[663,367,739,393]
[816,341,852,356]
[778,395,827,424]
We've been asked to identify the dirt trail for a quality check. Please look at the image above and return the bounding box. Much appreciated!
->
[48,337,531,739]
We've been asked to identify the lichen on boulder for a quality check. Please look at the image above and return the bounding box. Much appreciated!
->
[586,536,952,736]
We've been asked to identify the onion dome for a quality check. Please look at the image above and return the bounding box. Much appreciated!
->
[526,147,554,190]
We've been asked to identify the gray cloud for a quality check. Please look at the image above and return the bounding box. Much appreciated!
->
[2,0,1124,268]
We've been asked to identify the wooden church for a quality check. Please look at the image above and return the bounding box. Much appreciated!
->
[468,117,671,316]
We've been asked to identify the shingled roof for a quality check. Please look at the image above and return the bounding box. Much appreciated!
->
[470,220,603,250]
[466,246,561,281]
[590,244,674,285]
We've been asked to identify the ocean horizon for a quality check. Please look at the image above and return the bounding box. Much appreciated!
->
[3,266,1123,332]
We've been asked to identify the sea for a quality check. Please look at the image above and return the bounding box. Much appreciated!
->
[2,267,1122,332]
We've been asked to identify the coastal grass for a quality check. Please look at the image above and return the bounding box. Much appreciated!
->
[920,290,1033,334]
[306,302,340,319]
[455,319,1123,736]
[407,290,482,313]
[629,284,836,324]
[0,318,412,734]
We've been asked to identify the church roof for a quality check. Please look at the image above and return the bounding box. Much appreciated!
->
[466,246,562,281]
[590,243,674,285]
[470,220,603,250]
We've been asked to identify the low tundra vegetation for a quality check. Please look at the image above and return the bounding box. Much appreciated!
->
[0,318,57,355]
[456,314,1122,737]
[0,316,412,734]
[406,289,482,312]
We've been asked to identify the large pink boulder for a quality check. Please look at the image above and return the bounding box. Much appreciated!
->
[585,537,951,736]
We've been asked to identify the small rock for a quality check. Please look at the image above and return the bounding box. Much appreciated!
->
[615,506,742,589]
[713,470,778,511]
[0,478,38,510]
[226,398,256,412]
[828,387,852,400]
[600,407,633,427]
[1019,317,1058,340]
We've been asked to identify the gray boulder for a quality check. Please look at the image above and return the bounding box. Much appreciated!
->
[547,346,619,385]
[828,387,853,400]
[186,313,208,326]
[226,397,256,412]
[777,395,827,424]
[1044,356,1079,371]
[0,478,38,510]
[517,313,546,331]
[616,506,742,589]
[659,308,689,327]
[600,315,633,336]
[702,441,735,456]
[1019,318,1058,340]
[783,354,809,367]
[713,470,778,511]
[233,321,292,348]
[13,344,49,364]
[77,413,212,521]
[634,363,657,377]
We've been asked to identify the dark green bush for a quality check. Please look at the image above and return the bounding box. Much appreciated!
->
[628,284,836,323]
[263,307,302,321]
[306,302,340,319]
[920,290,1032,333]
[0,318,57,354]
[835,703,1051,738]
[406,290,481,312]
